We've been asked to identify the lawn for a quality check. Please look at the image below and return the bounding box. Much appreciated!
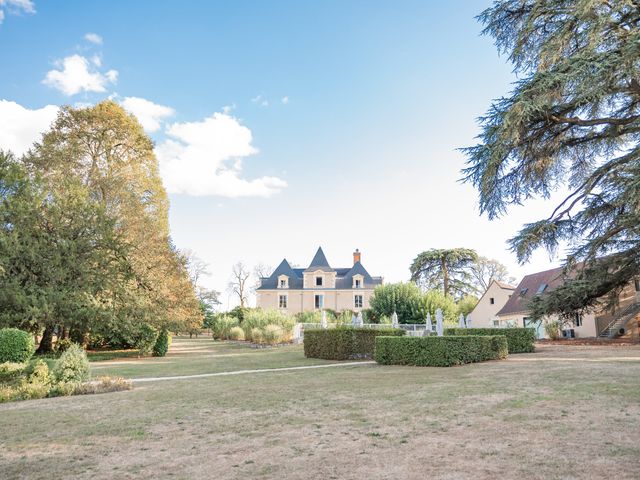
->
[1,338,639,479]
[89,337,334,378]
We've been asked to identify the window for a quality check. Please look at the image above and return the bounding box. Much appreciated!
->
[635,279,640,292]
[536,283,548,294]
[520,288,528,296]
[315,276,323,287]
[354,295,363,308]
[493,320,499,327]
[574,313,583,327]
[490,297,495,305]
[314,295,324,309]
[278,295,287,309]
[279,279,287,288]
[355,279,361,289]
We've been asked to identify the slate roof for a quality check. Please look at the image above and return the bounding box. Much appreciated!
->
[497,266,566,316]
[256,247,383,291]
[304,247,335,272]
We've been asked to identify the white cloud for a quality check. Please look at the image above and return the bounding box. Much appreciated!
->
[121,96,175,133]
[84,32,103,45]
[0,100,59,156]
[281,96,289,104]
[0,0,35,23]
[156,112,287,197]
[251,94,269,107]
[43,54,118,96]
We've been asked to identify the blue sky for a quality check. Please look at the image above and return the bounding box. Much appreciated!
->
[0,1,565,307]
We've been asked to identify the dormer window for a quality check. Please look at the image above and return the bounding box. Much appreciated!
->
[519,288,528,296]
[316,276,323,286]
[278,275,289,289]
[536,283,548,294]
[355,279,361,288]
[280,280,286,288]
[353,274,364,289]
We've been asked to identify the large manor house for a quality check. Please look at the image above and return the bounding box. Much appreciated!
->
[256,247,382,314]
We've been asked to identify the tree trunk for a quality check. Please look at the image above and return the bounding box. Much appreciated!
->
[442,258,449,297]
[36,325,55,354]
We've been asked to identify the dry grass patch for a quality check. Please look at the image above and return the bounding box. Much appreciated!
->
[1,342,639,479]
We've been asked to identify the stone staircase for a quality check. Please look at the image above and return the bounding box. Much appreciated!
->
[598,302,640,338]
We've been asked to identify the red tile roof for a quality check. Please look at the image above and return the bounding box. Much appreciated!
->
[497,266,566,316]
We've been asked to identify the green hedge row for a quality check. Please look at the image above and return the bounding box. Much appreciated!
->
[0,328,35,363]
[374,335,508,367]
[444,328,536,353]
[304,327,405,360]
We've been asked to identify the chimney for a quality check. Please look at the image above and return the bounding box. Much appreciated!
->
[353,249,361,265]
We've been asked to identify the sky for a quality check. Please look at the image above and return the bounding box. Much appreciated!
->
[0,0,567,308]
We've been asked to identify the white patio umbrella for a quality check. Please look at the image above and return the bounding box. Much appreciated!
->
[426,312,432,335]
[458,313,466,328]
[391,311,399,328]
[465,314,472,328]
[321,310,328,329]
[436,308,444,337]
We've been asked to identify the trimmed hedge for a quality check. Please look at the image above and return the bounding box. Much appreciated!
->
[0,328,35,363]
[374,335,508,367]
[445,328,536,353]
[304,327,405,360]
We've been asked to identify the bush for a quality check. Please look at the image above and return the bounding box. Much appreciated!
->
[0,362,27,383]
[294,311,322,323]
[211,315,239,340]
[53,344,90,383]
[0,382,49,403]
[152,329,170,357]
[242,309,295,342]
[260,324,282,344]
[444,328,536,353]
[374,335,508,367]
[545,321,561,340]
[250,327,263,344]
[71,376,133,396]
[28,359,52,387]
[0,328,35,363]
[134,323,159,356]
[304,327,405,360]
[228,326,245,341]
[55,337,73,354]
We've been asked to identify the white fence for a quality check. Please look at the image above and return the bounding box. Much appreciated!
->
[294,323,434,342]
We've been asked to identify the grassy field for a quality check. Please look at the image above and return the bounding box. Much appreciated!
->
[89,337,333,378]
[1,338,639,479]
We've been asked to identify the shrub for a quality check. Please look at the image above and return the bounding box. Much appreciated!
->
[0,382,49,403]
[0,362,27,383]
[211,315,239,340]
[152,329,170,357]
[545,321,561,340]
[228,326,245,341]
[28,359,52,387]
[251,327,263,344]
[374,335,508,367]
[294,311,322,323]
[73,376,133,396]
[304,327,405,360]
[0,328,35,363]
[55,337,74,354]
[53,344,90,383]
[260,324,282,344]
[134,323,159,356]
[444,328,536,353]
[242,309,294,342]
